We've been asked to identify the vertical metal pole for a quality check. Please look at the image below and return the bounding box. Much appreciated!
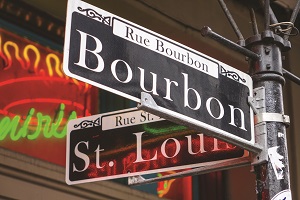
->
[247,33,292,199]
[201,1,295,199]
[264,0,270,30]
[248,1,292,198]
[249,8,259,35]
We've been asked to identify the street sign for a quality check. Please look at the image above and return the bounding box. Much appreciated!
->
[63,0,255,151]
[66,108,248,185]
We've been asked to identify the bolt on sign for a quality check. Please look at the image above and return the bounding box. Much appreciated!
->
[66,108,247,184]
[63,0,254,150]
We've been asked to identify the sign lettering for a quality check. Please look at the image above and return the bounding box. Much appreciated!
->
[66,108,247,184]
[63,0,254,151]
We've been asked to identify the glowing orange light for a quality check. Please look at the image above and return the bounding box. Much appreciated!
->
[23,44,40,70]
[157,171,176,198]
[3,40,25,69]
[0,32,91,92]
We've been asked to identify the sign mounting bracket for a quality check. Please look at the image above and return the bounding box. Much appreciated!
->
[138,92,262,154]
[255,113,290,126]
[128,156,251,186]
[248,87,268,165]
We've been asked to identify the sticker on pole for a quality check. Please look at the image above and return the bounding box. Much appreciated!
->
[272,189,292,200]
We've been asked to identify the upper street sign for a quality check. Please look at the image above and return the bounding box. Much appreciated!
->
[63,0,256,151]
[66,108,248,184]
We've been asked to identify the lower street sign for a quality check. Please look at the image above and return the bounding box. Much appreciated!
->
[66,108,248,185]
[63,0,256,152]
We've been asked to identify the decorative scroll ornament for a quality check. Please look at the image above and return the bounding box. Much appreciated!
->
[77,7,111,26]
[220,65,246,83]
[74,117,101,129]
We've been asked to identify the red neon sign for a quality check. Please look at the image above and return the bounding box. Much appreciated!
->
[0,29,97,166]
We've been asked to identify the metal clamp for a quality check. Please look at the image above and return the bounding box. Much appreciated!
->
[139,92,262,153]
[255,113,290,126]
[248,87,290,126]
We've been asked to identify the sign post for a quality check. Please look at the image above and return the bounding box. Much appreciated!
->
[66,108,248,185]
[246,4,293,200]
[199,0,299,199]
[63,0,258,153]
[247,32,292,200]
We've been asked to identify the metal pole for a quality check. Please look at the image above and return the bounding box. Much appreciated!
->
[217,0,244,44]
[200,1,298,199]
[246,31,292,200]
[200,26,260,60]
[249,8,259,35]
[283,68,300,85]
[264,0,270,30]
